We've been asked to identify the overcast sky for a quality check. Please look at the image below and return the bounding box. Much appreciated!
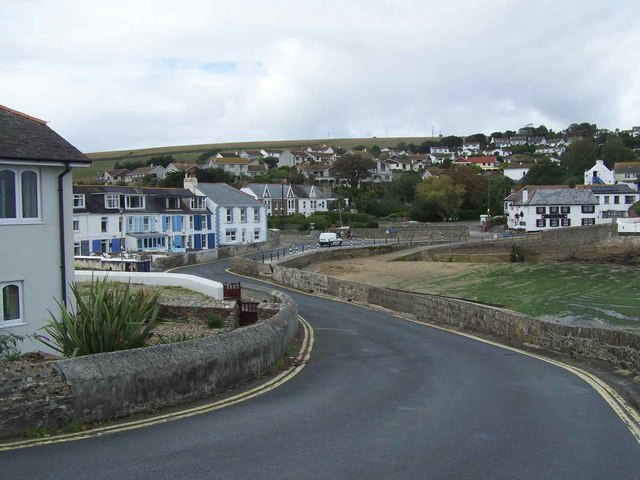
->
[1,0,638,152]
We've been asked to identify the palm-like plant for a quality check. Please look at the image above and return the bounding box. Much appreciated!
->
[40,279,161,357]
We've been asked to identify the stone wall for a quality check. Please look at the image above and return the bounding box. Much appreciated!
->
[351,225,469,241]
[230,256,640,375]
[0,284,298,439]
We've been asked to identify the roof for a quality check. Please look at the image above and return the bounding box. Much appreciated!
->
[297,163,332,171]
[0,104,90,164]
[211,156,249,165]
[505,186,597,205]
[196,183,264,207]
[73,185,203,214]
[105,168,130,177]
[467,156,497,164]
[614,162,640,174]
[584,184,639,194]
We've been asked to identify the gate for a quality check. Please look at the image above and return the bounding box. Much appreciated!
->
[223,282,241,300]
[239,300,259,326]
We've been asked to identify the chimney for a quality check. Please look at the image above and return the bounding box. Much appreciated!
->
[522,188,529,203]
[183,174,198,190]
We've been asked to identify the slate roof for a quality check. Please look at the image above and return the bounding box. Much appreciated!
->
[506,186,597,205]
[196,183,264,207]
[614,162,640,174]
[585,184,638,194]
[0,105,90,164]
[210,156,249,165]
[73,185,204,214]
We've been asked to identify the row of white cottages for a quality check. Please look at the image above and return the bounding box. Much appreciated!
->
[72,179,334,255]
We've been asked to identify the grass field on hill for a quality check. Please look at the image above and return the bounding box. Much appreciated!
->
[77,136,438,181]
[390,262,640,329]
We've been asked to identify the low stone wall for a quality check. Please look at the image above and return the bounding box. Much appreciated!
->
[351,225,469,241]
[230,257,640,375]
[0,284,298,439]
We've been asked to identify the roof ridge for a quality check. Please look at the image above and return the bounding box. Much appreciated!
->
[0,104,47,125]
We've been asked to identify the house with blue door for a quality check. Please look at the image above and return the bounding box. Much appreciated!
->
[73,185,216,254]
[184,177,268,245]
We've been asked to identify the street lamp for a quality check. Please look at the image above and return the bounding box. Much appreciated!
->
[119,208,125,271]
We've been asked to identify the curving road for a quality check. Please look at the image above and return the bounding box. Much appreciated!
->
[2,253,640,479]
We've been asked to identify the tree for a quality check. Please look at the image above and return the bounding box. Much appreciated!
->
[601,137,636,167]
[389,172,421,204]
[145,155,174,168]
[439,135,463,149]
[114,159,145,171]
[263,156,279,169]
[465,133,488,146]
[565,122,597,138]
[332,154,375,189]
[562,139,599,177]
[521,160,567,185]
[370,145,381,158]
[411,176,465,221]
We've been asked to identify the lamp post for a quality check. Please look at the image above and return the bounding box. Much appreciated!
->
[281,180,286,231]
[119,208,125,271]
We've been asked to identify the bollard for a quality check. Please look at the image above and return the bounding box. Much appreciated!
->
[374,237,376,245]
[362,239,365,246]
[350,240,353,246]
[270,252,273,261]
[397,236,400,244]
[410,236,413,245]
[261,253,265,263]
[385,237,388,245]
[302,244,305,252]
[252,256,255,261]
[277,251,279,259]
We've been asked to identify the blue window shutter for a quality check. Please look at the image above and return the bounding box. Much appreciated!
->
[112,239,121,252]
[194,234,202,249]
[91,239,101,253]
[194,215,202,231]
[81,240,90,256]
[207,233,216,248]
[207,214,212,229]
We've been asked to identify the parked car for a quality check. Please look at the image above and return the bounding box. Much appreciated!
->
[318,232,343,247]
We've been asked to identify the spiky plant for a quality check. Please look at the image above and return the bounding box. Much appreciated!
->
[39,279,161,357]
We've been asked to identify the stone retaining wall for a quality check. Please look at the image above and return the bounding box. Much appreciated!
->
[0,284,298,440]
[230,256,640,375]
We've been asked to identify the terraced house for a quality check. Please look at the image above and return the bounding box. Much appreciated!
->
[72,185,216,254]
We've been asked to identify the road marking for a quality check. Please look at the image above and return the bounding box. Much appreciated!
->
[0,317,314,452]
[228,268,640,445]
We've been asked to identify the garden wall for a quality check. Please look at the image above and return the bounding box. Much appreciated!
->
[230,256,640,375]
[0,284,298,440]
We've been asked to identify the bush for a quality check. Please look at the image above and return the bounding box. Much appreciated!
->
[39,279,161,357]
[0,333,23,361]
[206,313,225,329]
[510,245,525,262]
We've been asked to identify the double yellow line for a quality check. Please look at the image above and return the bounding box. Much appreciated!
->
[0,316,314,451]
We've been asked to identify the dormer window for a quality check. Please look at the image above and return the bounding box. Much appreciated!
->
[105,194,120,209]
[166,197,181,209]
[73,194,85,208]
[125,195,145,209]
[190,197,206,209]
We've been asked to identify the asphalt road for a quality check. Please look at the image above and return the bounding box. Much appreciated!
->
[2,253,639,479]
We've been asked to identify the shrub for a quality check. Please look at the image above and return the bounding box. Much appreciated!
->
[0,333,23,361]
[39,279,161,357]
[206,313,225,329]
[510,245,525,262]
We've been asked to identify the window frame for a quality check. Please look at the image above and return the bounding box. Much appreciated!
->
[104,194,120,210]
[73,194,85,209]
[125,195,145,210]
[0,281,24,327]
[0,167,41,224]
[581,205,595,214]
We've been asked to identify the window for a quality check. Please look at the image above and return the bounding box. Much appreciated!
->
[254,229,260,241]
[561,218,571,226]
[536,219,546,227]
[603,196,610,205]
[0,282,22,324]
[614,196,620,204]
[188,215,194,230]
[225,229,237,242]
[581,205,595,213]
[74,242,81,256]
[549,206,559,214]
[101,216,108,233]
[142,216,151,232]
[166,197,181,209]
[105,194,120,209]
[226,208,233,223]
[190,197,206,209]
[311,200,317,209]
[73,194,85,209]
[254,209,260,222]
[550,218,560,227]
[0,168,39,221]
[127,216,135,232]
[240,208,247,223]
[582,218,595,226]
[625,196,636,204]
[125,195,145,209]
[560,206,570,214]
[288,199,295,210]
[201,234,208,249]
[73,217,80,232]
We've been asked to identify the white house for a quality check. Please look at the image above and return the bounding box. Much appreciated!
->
[241,182,334,217]
[504,186,599,232]
[279,149,311,168]
[430,146,450,154]
[613,162,640,191]
[97,168,130,184]
[584,160,616,186]
[73,185,216,254]
[296,163,335,183]
[509,136,528,146]
[207,156,250,177]
[1,105,91,352]
[187,179,268,245]
[126,164,166,182]
[291,185,330,217]
[586,184,639,220]
[503,164,532,181]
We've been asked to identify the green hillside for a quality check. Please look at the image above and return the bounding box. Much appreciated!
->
[78,136,438,182]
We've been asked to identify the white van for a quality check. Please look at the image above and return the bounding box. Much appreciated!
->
[318,232,342,247]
